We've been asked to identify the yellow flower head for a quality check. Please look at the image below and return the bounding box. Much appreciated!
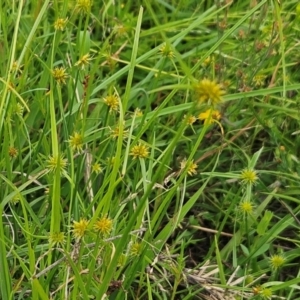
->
[183,114,197,126]
[252,74,266,87]
[114,24,128,37]
[69,132,84,152]
[245,275,254,285]
[11,195,20,205]
[180,159,198,176]
[11,61,23,75]
[194,79,225,105]
[76,0,92,14]
[107,156,116,166]
[74,53,92,70]
[239,199,254,215]
[8,147,18,158]
[130,242,142,256]
[240,169,258,185]
[14,103,24,116]
[270,254,285,270]
[49,232,65,246]
[159,43,174,58]
[52,67,68,85]
[54,18,68,31]
[46,154,68,175]
[117,253,127,267]
[260,287,272,299]
[92,163,102,174]
[110,126,120,139]
[103,94,119,112]
[94,216,113,236]
[110,126,127,139]
[130,143,149,159]
[134,108,143,117]
[198,108,221,125]
[72,218,89,240]
[279,145,285,152]
[201,56,211,68]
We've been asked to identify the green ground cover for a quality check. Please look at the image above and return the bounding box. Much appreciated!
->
[1,0,300,299]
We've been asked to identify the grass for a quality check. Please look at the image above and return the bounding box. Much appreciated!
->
[1,0,300,299]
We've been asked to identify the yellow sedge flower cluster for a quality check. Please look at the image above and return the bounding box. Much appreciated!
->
[92,163,102,174]
[8,147,18,158]
[49,232,65,247]
[104,94,119,112]
[69,132,84,153]
[180,158,198,176]
[72,216,113,241]
[130,242,142,256]
[54,18,68,31]
[269,254,285,270]
[75,53,92,70]
[191,79,225,124]
[75,0,92,14]
[240,168,258,185]
[198,108,221,125]
[239,199,254,215]
[194,79,225,106]
[184,108,221,126]
[252,286,272,299]
[130,144,149,159]
[46,154,68,175]
[52,67,68,85]
[159,43,174,58]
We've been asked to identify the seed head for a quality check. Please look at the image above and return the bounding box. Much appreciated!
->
[103,94,119,112]
[76,0,92,14]
[198,108,221,124]
[46,154,68,175]
[270,254,285,270]
[94,216,113,237]
[239,199,254,215]
[74,53,92,70]
[49,232,65,247]
[92,163,102,174]
[260,287,272,299]
[183,114,197,126]
[8,147,18,158]
[201,56,211,68]
[52,67,68,85]
[240,169,258,185]
[194,79,225,106]
[109,125,128,139]
[252,74,266,87]
[159,43,174,58]
[130,144,149,159]
[54,18,68,31]
[69,132,84,153]
[11,61,23,75]
[180,159,198,176]
[133,108,143,117]
[130,242,142,256]
[117,253,127,267]
[14,103,24,116]
[11,195,20,205]
[72,218,89,241]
